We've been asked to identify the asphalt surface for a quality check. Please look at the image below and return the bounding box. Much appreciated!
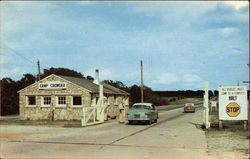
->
[0,105,210,159]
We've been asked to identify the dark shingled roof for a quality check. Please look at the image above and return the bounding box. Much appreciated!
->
[57,75,129,95]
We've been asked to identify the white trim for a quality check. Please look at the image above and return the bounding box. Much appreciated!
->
[71,105,83,108]
[25,105,36,108]
[41,96,51,107]
[25,96,36,107]
[55,96,67,108]
[55,106,66,108]
[71,95,83,107]
[40,106,51,108]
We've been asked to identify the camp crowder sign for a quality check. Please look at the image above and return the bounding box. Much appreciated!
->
[39,81,67,90]
[219,86,248,120]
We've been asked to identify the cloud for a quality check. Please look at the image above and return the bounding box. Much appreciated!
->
[183,74,201,83]
[1,1,248,90]
[151,72,179,85]
[223,1,249,10]
[220,27,240,37]
[131,1,218,25]
[183,82,204,90]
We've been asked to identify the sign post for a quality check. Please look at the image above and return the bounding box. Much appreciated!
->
[219,86,248,130]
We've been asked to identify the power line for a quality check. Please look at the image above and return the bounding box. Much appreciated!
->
[2,44,36,65]
[2,44,46,70]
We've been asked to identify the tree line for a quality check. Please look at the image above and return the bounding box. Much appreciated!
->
[1,67,211,115]
[154,90,215,98]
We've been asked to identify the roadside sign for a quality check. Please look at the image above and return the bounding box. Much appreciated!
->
[219,86,248,120]
[226,102,240,117]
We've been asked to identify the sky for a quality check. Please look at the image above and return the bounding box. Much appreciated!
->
[1,1,249,91]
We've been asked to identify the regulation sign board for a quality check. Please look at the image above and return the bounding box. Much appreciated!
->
[219,86,248,120]
[38,81,67,90]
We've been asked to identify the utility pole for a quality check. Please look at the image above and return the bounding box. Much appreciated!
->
[37,59,41,81]
[140,60,144,103]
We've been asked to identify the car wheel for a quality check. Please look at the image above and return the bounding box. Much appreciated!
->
[128,120,132,124]
[154,119,158,123]
[146,120,151,125]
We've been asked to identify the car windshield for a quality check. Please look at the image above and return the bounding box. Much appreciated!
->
[132,105,151,109]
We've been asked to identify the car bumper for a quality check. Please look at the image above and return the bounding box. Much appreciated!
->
[184,109,195,112]
[127,115,151,121]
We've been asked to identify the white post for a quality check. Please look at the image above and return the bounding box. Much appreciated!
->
[94,108,96,123]
[204,82,210,129]
[96,84,104,122]
[203,93,206,125]
[82,107,86,126]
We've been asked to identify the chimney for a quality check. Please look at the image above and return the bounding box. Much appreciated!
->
[93,69,99,84]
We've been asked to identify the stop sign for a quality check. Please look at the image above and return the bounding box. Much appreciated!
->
[226,102,240,117]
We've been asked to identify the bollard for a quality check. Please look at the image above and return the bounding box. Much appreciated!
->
[219,120,223,130]
[243,120,248,131]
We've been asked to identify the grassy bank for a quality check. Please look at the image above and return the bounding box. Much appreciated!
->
[161,97,203,105]
[206,122,249,159]
[0,120,82,128]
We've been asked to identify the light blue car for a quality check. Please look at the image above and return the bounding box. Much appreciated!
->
[127,103,158,125]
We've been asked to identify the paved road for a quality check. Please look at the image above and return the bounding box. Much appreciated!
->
[0,105,210,159]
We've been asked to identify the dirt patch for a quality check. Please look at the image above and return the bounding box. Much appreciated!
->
[206,126,249,159]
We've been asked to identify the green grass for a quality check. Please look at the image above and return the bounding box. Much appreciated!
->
[168,97,203,105]
[156,105,184,112]
[209,120,249,132]
[0,120,82,128]
[161,97,203,105]
[156,97,203,112]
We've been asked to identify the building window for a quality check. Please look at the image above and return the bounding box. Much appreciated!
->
[73,96,82,106]
[56,96,66,107]
[58,96,66,105]
[26,96,36,107]
[42,96,51,107]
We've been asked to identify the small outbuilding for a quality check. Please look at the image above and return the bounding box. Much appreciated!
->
[18,72,129,120]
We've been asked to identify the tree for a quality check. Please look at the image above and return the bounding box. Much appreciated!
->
[17,74,36,90]
[103,80,129,92]
[41,67,85,79]
[129,85,141,104]
[86,76,94,81]
[128,85,167,106]
[0,78,19,115]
